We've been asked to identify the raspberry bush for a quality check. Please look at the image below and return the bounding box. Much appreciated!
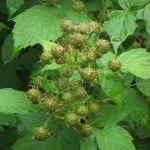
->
[0,0,150,150]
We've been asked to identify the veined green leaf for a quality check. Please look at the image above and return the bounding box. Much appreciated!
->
[118,48,150,79]
[98,71,125,107]
[118,0,149,10]
[103,11,137,52]
[12,5,90,57]
[0,88,36,114]
[137,4,150,34]
[95,126,135,150]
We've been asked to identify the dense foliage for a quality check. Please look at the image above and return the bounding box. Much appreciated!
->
[0,0,150,149]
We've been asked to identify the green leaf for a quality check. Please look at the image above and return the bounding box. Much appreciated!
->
[0,88,36,114]
[0,22,6,31]
[118,48,150,79]
[12,134,62,150]
[12,5,90,56]
[57,128,80,150]
[85,0,101,12]
[18,112,59,133]
[1,34,14,64]
[124,88,149,128]
[88,33,98,47]
[80,135,97,150]
[99,71,125,107]
[69,70,81,82]
[0,62,22,89]
[42,62,61,71]
[93,105,127,127]
[43,80,59,94]
[0,113,17,126]
[118,0,149,10]
[137,4,150,34]
[95,126,136,150]
[124,73,135,85]
[40,40,56,51]
[136,78,150,97]
[103,11,137,52]
[7,0,24,18]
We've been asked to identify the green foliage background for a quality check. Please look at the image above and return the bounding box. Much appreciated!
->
[0,0,150,149]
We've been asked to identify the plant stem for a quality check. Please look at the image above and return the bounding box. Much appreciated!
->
[44,114,51,127]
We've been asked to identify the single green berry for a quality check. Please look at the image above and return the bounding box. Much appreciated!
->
[76,105,89,117]
[80,67,97,82]
[74,87,87,100]
[40,96,58,112]
[60,20,74,33]
[77,52,88,68]
[80,124,93,137]
[27,88,41,104]
[51,44,65,59]
[89,102,100,115]
[87,50,97,63]
[55,79,70,90]
[33,76,47,88]
[62,92,74,104]
[66,33,88,48]
[90,47,103,59]
[108,59,122,72]
[60,64,74,78]
[76,22,90,34]
[96,39,110,54]
[73,1,85,12]
[34,126,49,141]
[40,51,53,64]
[65,112,79,127]
[89,21,100,34]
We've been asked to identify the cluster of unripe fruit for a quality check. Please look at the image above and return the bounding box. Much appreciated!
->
[26,20,122,141]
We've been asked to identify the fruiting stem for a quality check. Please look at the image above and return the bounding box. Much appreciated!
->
[128,83,137,87]
[44,114,51,127]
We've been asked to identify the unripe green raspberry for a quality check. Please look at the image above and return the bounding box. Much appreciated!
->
[96,39,110,54]
[90,47,103,59]
[88,102,100,115]
[77,52,88,68]
[76,105,89,117]
[27,88,41,104]
[87,50,97,63]
[51,44,65,59]
[74,87,87,100]
[62,92,74,104]
[66,33,88,48]
[60,20,74,33]
[40,96,58,112]
[80,67,97,82]
[40,51,53,64]
[73,1,85,12]
[108,59,122,72]
[80,124,93,137]
[33,76,47,88]
[76,22,90,34]
[65,112,79,127]
[89,21,100,34]
[60,64,74,78]
[34,126,49,141]
[55,79,70,90]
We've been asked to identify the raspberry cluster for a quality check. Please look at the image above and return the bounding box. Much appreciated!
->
[27,20,121,140]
